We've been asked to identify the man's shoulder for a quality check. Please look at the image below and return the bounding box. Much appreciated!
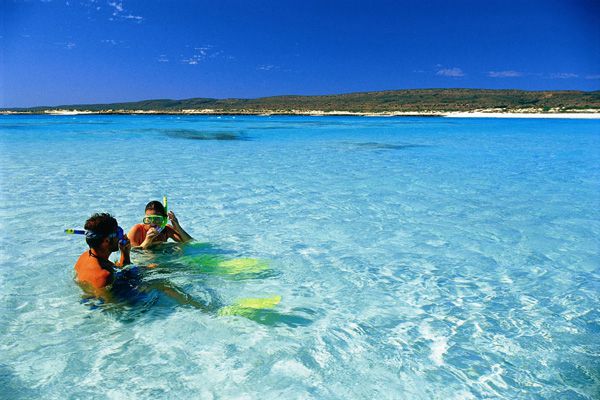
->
[75,250,92,265]
[74,251,101,270]
[74,251,112,288]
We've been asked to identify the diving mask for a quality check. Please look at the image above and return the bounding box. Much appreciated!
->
[108,226,125,241]
[142,215,167,227]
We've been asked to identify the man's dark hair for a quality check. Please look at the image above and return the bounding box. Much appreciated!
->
[145,201,167,216]
[84,213,118,249]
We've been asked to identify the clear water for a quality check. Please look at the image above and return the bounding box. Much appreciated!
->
[0,115,598,399]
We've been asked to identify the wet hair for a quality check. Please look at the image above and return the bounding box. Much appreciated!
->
[145,200,167,217]
[84,213,118,249]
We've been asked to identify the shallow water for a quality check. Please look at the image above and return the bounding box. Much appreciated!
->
[0,115,599,399]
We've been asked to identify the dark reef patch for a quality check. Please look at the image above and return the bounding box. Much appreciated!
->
[163,129,250,141]
[346,142,430,151]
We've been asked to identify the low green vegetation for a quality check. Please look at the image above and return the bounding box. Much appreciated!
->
[4,89,600,114]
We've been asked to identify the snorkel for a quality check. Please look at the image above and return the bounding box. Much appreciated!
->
[160,195,168,233]
[65,227,127,246]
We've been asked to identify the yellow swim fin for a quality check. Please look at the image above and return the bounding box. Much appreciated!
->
[217,258,269,274]
[218,295,281,317]
[185,255,270,275]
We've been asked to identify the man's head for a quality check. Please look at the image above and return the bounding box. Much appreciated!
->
[84,213,121,252]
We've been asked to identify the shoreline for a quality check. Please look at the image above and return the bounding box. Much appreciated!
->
[1,109,599,119]
[443,111,600,119]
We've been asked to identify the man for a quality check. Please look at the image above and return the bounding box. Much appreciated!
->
[74,213,131,290]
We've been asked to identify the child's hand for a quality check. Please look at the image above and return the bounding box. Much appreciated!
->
[168,211,179,226]
[146,227,160,241]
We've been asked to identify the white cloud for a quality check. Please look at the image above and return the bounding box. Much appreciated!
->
[257,64,278,71]
[548,72,578,79]
[180,45,228,65]
[158,55,169,63]
[436,67,465,77]
[181,56,201,65]
[488,70,523,78]
[195,46,211,56]
[585,74,600,80]
[108,1,123,13]
[107,1,143,22]
[54,41,76,50]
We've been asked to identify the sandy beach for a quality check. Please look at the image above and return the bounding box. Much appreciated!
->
[444,111,600,119]
[3,109,599,118]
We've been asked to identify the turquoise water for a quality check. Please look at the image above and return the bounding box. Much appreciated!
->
[0,115,599,399]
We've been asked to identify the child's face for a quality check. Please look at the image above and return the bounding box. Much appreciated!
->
[143,209,166,227]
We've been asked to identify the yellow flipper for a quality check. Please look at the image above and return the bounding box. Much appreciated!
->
[235,295,281,309]
[217,258,269,274]
[218,295,281,317]
[185,255,270,275]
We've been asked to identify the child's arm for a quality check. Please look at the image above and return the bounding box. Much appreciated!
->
[129,224,160,249]
[127,225,143,247]
[167,211,194,242]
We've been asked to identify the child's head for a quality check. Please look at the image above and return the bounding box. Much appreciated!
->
[145,200,167,217]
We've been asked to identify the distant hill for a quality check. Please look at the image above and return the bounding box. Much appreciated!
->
[3,89,600,114]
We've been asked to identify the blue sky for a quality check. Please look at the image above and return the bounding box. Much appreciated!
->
[1,0,599,107]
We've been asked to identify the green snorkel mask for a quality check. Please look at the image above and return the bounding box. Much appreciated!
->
[142,196,169,230]
[142,215,168,227]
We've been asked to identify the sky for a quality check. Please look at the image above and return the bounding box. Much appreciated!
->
[1,0,599,107]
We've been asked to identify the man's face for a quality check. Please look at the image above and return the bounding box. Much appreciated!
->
[108,235,119,252]
[104,226,122,253]
[99,235,118,253]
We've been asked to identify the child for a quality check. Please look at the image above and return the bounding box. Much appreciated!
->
[128,200,193,249]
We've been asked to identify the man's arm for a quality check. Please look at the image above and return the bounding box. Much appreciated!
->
[115,236,131,267]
